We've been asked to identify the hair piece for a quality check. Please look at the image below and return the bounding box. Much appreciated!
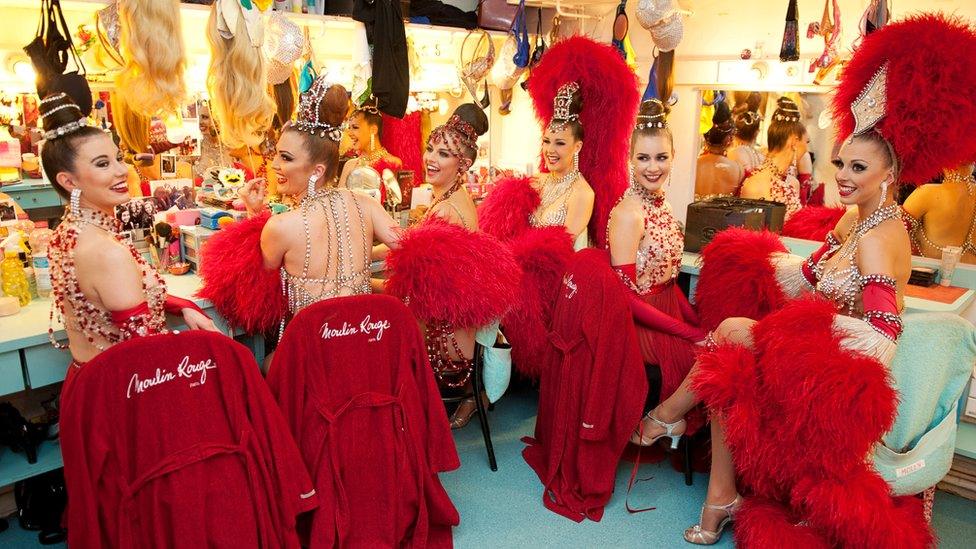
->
[206,5,275,150]
[429,103,488,171]
[351,96,384,135]
[832,13,976,184]
[733,93,762,142]
[767,96,806,152]
[655,50,675,104]
[632,99,672,150]
[271,78,296,132]
[115,0,186,117]
[547,82,583,140]
[704,100,735,147]
[282,79,349,182]
[39,94,107,199]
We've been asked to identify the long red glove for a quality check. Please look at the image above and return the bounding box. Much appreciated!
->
[861,278,903,340]
[801,234,838,287]
[164,295,208,318]
[110,302,164,337]
[615,263,706,343]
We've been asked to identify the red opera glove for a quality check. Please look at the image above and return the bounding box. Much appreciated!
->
[628,292,707,343]
[110,302,164,337]
[861,276,903,340]
[164,295,207,318]
[801,233,839,287]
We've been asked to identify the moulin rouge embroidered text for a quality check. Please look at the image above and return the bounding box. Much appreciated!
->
[126,356,218,399]
[320,315,391,342]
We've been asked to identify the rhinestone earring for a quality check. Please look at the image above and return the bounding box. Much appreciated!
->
[307,174,319,197]
[573,149,580,172]
[370,133,375,152]
[70,188,81,216]
[878,179,889,209]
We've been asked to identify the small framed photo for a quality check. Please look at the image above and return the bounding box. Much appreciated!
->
[160,154,177,178]
[116,197,157,231]
[0,197,17,223]
[180,101,199,122]
[149,178,194,211]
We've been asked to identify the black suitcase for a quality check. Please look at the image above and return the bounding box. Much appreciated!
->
[684,198,775,253]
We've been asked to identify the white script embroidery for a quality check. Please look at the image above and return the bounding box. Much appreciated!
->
[126,356,218,398]
[320,315,391,343]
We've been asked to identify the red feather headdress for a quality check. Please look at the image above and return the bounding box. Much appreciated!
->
[831,13,976,185]
[527,35,640,248]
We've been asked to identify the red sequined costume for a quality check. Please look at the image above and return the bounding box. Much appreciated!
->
[608,183,707,433]
[478,36,639,379]
[690,13,976,547]
[49,207,205,389]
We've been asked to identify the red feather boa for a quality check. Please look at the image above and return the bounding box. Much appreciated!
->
[385,217,521,328]
[381,111,422,183]
[781,206,845,242]
[694,228,789,332]
[527,35,639,249]
[831,13,976,184]
[478,175,540,241]
[503,226,575,379]
[693,297,932,548]
[196,212,286,334]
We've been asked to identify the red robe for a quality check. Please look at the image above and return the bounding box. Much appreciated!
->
[60,331,317,549]
[267,294,460,548]
[522,249,647,522]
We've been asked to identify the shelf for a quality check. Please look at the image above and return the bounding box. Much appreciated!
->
[0,439,62,488]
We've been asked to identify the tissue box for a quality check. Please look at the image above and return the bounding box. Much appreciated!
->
[199,208,232,230]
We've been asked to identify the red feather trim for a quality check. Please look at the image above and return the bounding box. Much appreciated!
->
[781,206,846,242]
[832,13,976,184]
[478,175,540,241]
[381,112,422,183]
[503,226,574,379]
[694,297,931,547]
[371,157,402,177]
[385,217,521,328]
[694,228,789,332]
[196,212,285,334]
[527,35,640,248]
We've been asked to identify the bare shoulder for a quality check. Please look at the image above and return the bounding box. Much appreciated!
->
[833,208,858,238]
[74,231,129,269]
[574,175,595,199]
[610,196,642,224]
[857,219,910,274]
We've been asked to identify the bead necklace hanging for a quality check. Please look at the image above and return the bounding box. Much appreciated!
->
[944,170,976,196]
[48,208,167,350]
[356,146,389,168]
[425,320,473,389]
[427,177,463,214]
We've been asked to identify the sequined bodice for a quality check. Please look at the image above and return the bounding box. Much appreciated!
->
[634,196,683,291]
[281,190,372,321]
[530,172,578,228]
[771,173,802,219]
[49,210,167,351]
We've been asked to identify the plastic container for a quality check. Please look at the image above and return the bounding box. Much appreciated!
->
[1,235,31,306]
[29,226,54,298]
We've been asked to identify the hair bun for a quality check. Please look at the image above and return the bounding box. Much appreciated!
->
[318,84,349,128]
[453,103,489,137]
[638,99,669,119]
[712,100,732,126]
[40,93,85,132]
[773,96,801,122]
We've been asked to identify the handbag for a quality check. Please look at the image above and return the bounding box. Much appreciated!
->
[872,409,958,496]
[684,198,768,253]
[478,0,552,33]
[23,0,92,115]
[476,322,511,404]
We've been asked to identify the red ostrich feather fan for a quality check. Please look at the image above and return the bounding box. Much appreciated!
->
[380,112,421,181]
[831,13,976,185]
[527,35,640,248]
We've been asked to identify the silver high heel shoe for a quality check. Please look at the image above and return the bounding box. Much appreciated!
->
[630,410,687,449]
[683,495,742,545]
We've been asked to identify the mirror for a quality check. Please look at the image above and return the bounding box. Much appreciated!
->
[693,90,836,208]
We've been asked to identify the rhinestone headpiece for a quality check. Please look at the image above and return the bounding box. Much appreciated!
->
[293,76,344,142]
[548,81,581,134]
[773,103,801,123]
[635,99,668,130]
[851,63,888,136]
[429,115,479,172]
[42,118,90,141]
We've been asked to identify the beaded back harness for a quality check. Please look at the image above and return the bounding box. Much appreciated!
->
[48,209,167,350]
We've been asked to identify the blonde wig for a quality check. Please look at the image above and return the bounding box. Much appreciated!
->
[115,0,186,117]
[111,92,150,154]
[206,5,275,150]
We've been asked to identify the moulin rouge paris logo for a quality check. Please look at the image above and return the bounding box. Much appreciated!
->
[320,314,391,343]
[127,356,217,399]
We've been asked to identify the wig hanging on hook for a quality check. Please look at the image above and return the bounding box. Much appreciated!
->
[114,0,187,117]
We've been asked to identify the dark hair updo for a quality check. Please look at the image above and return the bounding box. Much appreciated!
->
[284,83,349,182]
[452,103,489,161]
[631,99,672,151]
[733,92,762,142]
[767,96,806,152]
[352,96,384,135]
[39,93,107,200]
[703,100,735,148]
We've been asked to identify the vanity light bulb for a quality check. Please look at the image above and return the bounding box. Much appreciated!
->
[12,60,35,86]
[163,112,187,144]
[438,98,449,115]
